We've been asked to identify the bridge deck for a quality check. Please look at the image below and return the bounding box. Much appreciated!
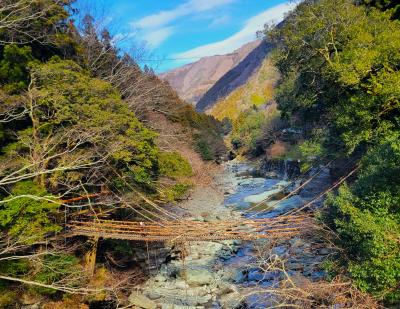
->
[67,215,309,242]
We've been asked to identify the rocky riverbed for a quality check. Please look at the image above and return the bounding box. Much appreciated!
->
[128,160,334,309]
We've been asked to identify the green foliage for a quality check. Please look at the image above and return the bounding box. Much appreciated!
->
[271,0,400,153]
[173,105,226,161]
[157,151,193,201]
[0,0,228,303]
[321,259,340,282]
[0,181,60,243]
[271,0,400,303]
[230,107,280,155]
[32,254,81,295]
[250,94,265,106]
[0,45,34,93]
[0,259,30,278]
[161,183,192,201]
[324,133,400,302]
[0,0,76,55]
[27,58,159,188]
[0,290,16,307]
[231,109,266,151]
[210,58,278,122]
[158,152,193,178]
[297,139,325,172]
[359,0,400,18]
[195,138,214,161]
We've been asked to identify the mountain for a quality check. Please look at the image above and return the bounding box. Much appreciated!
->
[196,40,272,112]
[160,40,261,105]
[208,56,279,121]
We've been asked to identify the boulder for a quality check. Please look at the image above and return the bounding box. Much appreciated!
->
[183,269,214,286]
[222,269,246,283]
[128,294,157,309]
[219,291,243,309]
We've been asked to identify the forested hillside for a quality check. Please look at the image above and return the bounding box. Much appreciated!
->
[208,56,281,157]
[196,40,271,112]
[268,0,400,304]
[0,1,225,307]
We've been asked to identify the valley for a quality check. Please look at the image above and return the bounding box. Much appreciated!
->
[0,1,399,308]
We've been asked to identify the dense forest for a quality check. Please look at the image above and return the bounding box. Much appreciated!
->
[0,0,226,307]
[268,0,400,305]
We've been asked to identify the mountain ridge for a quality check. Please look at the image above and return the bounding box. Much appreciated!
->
[160,40,261,105]
[196,40,272,112]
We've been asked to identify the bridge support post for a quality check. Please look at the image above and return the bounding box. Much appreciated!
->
[84,236,98,277]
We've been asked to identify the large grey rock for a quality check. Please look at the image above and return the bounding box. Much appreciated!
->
[183,269,215,286]
[222,269,246,283]
[128,294,157,309]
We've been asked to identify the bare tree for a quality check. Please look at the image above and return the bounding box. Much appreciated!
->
[0,0,73,44]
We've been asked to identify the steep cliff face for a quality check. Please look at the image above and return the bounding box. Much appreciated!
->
[196,40,272,112]
[160,40,261,105]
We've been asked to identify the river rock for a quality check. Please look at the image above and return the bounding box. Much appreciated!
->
[128,294,157,309]
[222,269,246,283]
[161,305,205,309]
[219,291,243,309]
[174,279,189,289]
[145,291,162,300]
[182,268,214,286]
[214,282,235,295]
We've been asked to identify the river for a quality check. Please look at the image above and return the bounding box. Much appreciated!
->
[128,160,333,309]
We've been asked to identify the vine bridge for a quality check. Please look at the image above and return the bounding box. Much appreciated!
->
[67,215,310,242]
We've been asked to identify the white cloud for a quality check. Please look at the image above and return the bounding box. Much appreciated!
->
[142,27,175,48]
[132,0,235,49]
[133,0,235,30]
[175,2,297,58]
[209,15,231,28]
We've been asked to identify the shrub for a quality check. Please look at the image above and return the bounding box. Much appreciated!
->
[195,139,214,161]
[0,181,61,243]
[158,151,193,178]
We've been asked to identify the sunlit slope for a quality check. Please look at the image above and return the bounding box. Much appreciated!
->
[208,57,278,121]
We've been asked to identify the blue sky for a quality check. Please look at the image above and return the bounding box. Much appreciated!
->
[74,1,296,72]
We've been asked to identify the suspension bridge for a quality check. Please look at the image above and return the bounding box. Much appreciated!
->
[66,163,357,243]
[67,215,310,242]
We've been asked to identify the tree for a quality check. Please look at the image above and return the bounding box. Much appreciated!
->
[0,0,74,45]
[270,0,400,303]
[271,0,400,153]
[324,133,400,303]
